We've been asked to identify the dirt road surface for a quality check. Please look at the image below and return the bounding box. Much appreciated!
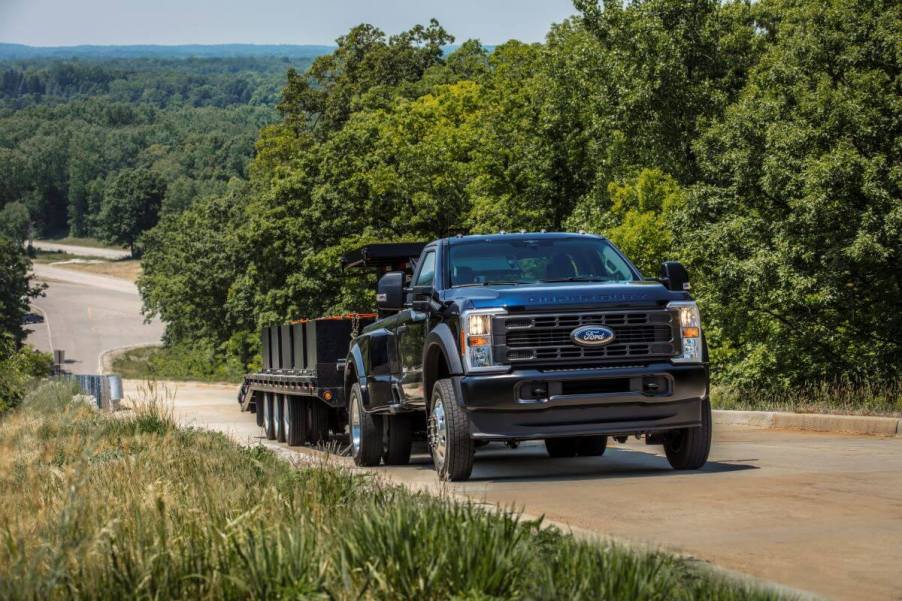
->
[126,379,902,601]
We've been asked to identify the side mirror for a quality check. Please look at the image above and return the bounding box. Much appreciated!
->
[659,261,690,292]
[376,271,405,310]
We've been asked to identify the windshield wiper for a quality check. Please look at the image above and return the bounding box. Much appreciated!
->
[454,280,532,288]
[539,276,612,283]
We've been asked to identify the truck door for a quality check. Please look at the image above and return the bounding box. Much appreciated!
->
[395,248,435,403]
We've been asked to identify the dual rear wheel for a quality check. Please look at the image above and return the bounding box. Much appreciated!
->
[348,383,414,467]
[260,393,332,447]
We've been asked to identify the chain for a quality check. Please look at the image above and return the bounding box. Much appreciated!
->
[351,313,359,339]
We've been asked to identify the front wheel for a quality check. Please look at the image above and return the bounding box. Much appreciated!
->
[664,398,712,470]
[429,379,474,481]
[348,383,382,466]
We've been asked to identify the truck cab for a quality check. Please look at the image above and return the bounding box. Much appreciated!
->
[344,232,710,481]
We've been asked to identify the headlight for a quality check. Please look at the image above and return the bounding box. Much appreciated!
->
[667,301,703,363]
[461,309,507,372]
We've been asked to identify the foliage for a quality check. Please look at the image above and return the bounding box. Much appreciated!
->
[97,167,165,254]
[568,168,686,275]
[0,386,785,600]
[88,1,902,394]
[0,338,52,413]
[680,0,902,387]
[111,341,250,384]
[0,201,30,245]
[0,235,43,346]
[0,55,319,237]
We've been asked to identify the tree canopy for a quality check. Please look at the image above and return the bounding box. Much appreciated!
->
[119,1,902,389]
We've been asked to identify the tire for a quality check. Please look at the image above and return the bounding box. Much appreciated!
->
[383,414,413,465]
[262,393,276,440]
[576,435,607,457]
[544,437,578,458]
[254,392,264,428]
[307,399,330,445]
[429,379,474,481]
[285,396,307,446]
[665,398,712,470]
[274,394,287,443]
[348,383,382,466]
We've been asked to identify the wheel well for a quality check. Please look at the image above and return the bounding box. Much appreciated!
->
[424,344,451,406]
[344,362,357,404]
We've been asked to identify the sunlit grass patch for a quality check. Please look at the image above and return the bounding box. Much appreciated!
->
[0,381,790,600]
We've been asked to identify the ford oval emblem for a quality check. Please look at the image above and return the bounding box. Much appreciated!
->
[570,325,616,347]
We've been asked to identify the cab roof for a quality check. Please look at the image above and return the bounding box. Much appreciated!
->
[445,231,605,245]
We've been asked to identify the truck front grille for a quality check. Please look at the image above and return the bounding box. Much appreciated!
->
[494,310,678,366]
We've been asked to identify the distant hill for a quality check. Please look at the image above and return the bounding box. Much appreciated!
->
[0,43,335,60]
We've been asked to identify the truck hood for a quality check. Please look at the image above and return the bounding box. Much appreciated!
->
[443,280,687,312]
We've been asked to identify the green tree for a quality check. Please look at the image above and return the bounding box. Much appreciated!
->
[682,0,902,387]
[0,235,43,347]
[568,169,685,274]
[98,168,165,255]
[0,202,31,246]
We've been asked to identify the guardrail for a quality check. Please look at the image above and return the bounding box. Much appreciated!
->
[57,374,123,410]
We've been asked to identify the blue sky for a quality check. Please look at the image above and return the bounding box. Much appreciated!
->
[0,0,578,46]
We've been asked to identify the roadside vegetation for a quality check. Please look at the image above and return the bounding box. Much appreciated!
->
[112,342,246,383]
[712,381,902,418]
[0,381,787,601]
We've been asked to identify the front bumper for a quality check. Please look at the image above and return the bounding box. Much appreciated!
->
[456,362,707,440]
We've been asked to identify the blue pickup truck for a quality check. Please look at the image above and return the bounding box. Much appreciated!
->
[343,232,710,481]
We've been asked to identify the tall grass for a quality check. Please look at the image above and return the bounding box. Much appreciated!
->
[711,378,902,416]
[0,381,789,600]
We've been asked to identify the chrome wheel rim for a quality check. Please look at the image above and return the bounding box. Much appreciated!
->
[350,394,361,455]
[430,396,448,470]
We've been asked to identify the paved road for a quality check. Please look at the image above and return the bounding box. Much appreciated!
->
[128,380,902,601]
[31,241,131,260]
[27,263,163,373]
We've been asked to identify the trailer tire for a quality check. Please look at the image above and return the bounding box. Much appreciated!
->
[383,414,413,465]
[285,396,307,446]
[544,437,578,458]
[349,383,382,466]
[254,392,264,428]
[274,394,287,443]
[307,399,330,445]
[429,379,474,481]
[665,398,712,470]
[263,393,276,440]
[576,435,607,457]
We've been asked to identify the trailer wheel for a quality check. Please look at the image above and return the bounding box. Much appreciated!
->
[254,392,264,428]
[349,383,382,466]
[263,393,276,440]
[307,399,330,445]
[429,379,474,481]
[576,435,607,457]
[544,437,578,457]
[274,394,287,443]
[285,396,307,446]
[383,414,413,465]
[665,398,712,470]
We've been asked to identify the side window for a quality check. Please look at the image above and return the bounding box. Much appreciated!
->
[414,251,436,287]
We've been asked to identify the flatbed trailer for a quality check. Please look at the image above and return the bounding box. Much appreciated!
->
[238,243,425,446]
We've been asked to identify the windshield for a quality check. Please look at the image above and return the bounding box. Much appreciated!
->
[449,237,637,287]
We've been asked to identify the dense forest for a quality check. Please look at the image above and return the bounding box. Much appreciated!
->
[139,0,901,394]
[0,53,322,243]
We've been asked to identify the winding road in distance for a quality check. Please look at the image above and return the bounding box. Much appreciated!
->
[26,262,163,373]
[27,260,902,601]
